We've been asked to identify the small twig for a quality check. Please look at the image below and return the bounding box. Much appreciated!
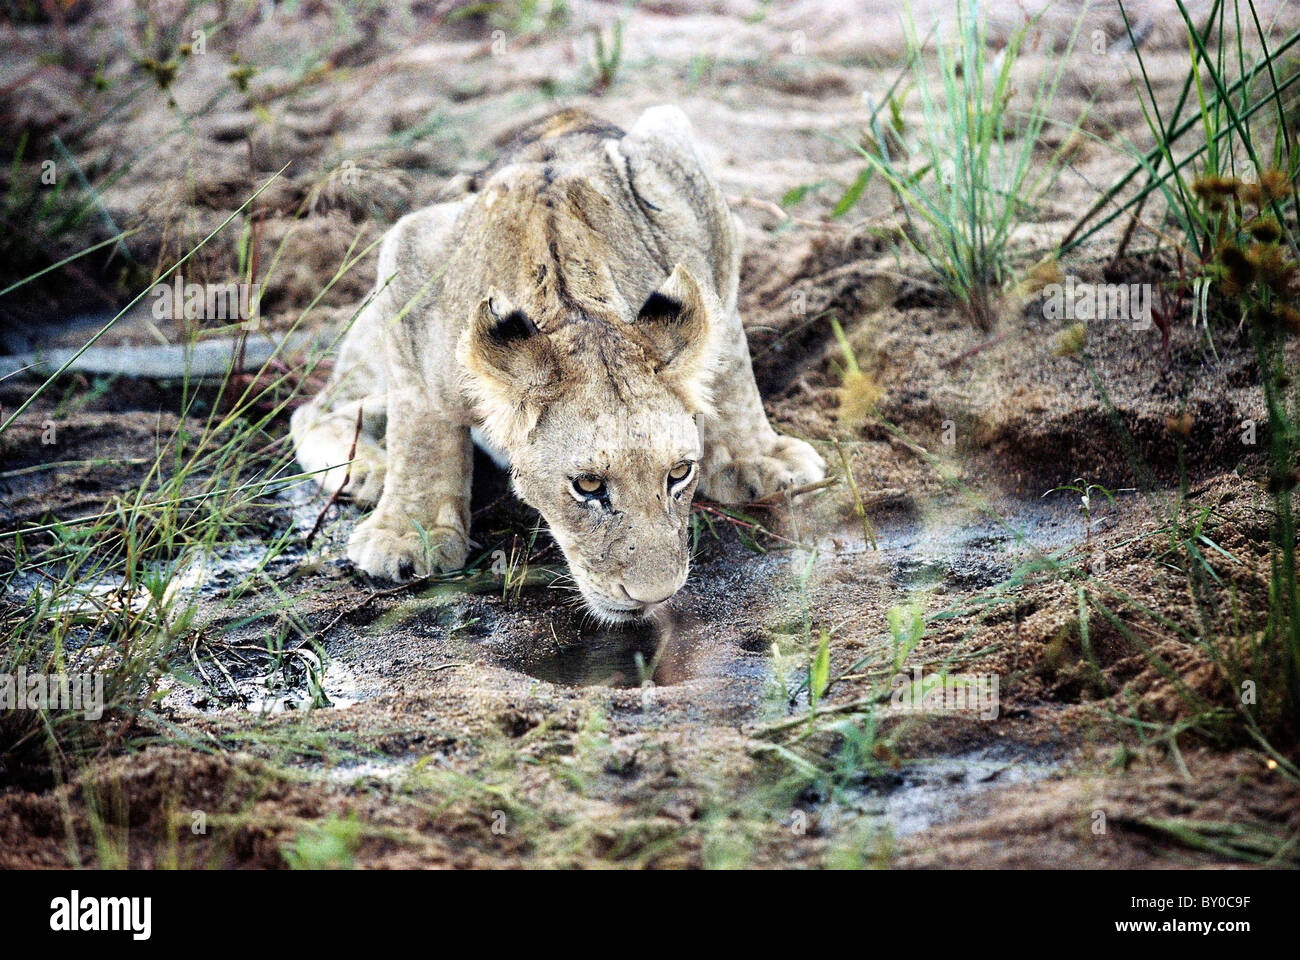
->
[471,491,513,519]
[312,575,435,639]
[727,194,856,231]
[754,690,893,738]
[833,440,877,549]
[887,434,931,460]
[1109,190,1149,269]
[691,502,809,550]
[201,638,247,703]
[741,476,838,508]
[942,331,1011,369]
[188,638,221,699]
[305,405,363,547]
[858,487,907,507]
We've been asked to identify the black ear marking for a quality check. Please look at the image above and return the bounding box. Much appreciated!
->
[637,291,683,323]
[490,308,540,343]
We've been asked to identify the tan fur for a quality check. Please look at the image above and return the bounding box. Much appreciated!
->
[291,106,824,622]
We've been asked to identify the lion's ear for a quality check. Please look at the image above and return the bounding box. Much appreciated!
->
[458,289,564,444]
[634,264,717,411]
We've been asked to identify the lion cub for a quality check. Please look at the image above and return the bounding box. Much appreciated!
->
[292,106,824,622]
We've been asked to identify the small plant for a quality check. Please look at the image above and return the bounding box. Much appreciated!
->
[0,133,104,297]
[809,628,831,712]
[1107,0,1299,271]
[0,169,389,775]
[498,528,541,604]
[855,0,1084,328]
[590,19,623,93]
[1137,817,1300,866]
[451,0,569,35]
[1218,173,1300,741]
[1044,479,1125,559]
[1102,0,1300,747]
[1196,170,1299,329]
[829,316,881,431]
[887,602,925,673]
[282,813,363,869]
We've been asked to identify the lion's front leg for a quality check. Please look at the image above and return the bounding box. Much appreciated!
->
[698,314,825,504]
[347,384,472,579]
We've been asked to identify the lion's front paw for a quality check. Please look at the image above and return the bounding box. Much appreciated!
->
[347,510,468,579]
[703,435,826,503]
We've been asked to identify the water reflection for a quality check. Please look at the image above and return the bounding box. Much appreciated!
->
[522,608,702,688]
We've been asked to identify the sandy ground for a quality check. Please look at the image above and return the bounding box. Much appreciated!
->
[1,0,1299,868]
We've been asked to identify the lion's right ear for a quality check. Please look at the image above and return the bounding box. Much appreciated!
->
[633,264,719,414]
[458,289,564,446]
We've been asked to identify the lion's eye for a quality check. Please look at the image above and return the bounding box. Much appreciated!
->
[667,461,694,488]
[572,475,606,499]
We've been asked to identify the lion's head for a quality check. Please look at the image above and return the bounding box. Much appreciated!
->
[458,264,718,622]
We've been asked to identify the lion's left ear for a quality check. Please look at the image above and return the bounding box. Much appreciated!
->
[634,264,717,412]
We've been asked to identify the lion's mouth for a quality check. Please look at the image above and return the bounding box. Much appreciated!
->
[582,592,664,624]
[571,569,685,625]
[586,596,649,622]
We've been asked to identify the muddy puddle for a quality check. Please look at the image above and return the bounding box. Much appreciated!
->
[857,492,1108,593]
[161,487,1113,707]
[170,652,364,716]
[852,747,1062,837]
[68,485,1094,842]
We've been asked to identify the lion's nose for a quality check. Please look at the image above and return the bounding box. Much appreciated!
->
[621,574,685,606]
[624,586,673,605]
